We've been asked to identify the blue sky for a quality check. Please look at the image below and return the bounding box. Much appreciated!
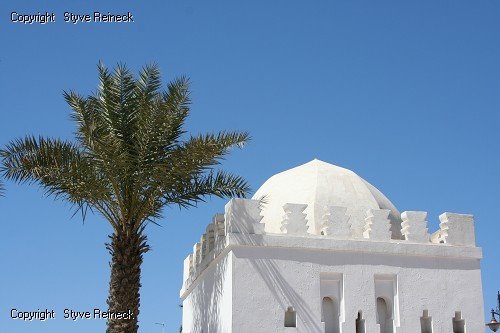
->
[1,1,499,332]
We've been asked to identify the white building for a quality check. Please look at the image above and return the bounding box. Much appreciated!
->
[180,160,484,333]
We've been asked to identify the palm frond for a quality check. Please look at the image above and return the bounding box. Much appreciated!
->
[2,63,251,231]
[132,129,250,224]
[0,136,119,226]
[164,170,250,209]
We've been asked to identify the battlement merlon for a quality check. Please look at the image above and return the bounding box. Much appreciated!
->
[401,211,430,243]
[437,212,476,247]
[224,198,264,235]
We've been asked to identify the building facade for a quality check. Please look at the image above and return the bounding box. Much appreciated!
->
[180,160,484,332]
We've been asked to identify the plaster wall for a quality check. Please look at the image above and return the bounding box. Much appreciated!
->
[182,252,233,333]
[230,246,484,333]
[180,163,485,333]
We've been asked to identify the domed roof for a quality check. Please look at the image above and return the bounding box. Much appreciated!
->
[252,159,402,239]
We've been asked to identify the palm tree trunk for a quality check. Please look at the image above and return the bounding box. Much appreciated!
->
[106,229,149,333]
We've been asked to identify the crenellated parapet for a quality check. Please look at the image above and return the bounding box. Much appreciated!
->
[182,199,266,291]
[182,213,227,291]
[181,199,479,293]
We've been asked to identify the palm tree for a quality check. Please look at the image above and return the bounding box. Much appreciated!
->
[0,63,250,333]
[0,180,4,196]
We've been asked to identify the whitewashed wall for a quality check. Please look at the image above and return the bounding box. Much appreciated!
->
[182,252,233,333]
[230,244,483,332]
[180,161,486,333]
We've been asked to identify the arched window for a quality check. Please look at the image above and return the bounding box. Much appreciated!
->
[356,311,365,333]
[284,306,296,328]
[376,297,393,333]
[420,310,432,333]
[452,311,465,333]
[322,297,340,333]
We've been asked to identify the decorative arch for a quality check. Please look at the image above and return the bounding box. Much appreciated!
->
[284,306,296,328]
[376,297,393,333]
[321,297,340,333]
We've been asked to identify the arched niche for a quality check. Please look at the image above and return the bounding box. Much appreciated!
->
[284,306,296,328]
[322,297,340,333]
[376,297,394,333]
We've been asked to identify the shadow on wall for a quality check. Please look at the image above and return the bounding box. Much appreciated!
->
[239,246,480,271]
[231,204,323,332]
[189,252,228,333]
[250,257,322,331]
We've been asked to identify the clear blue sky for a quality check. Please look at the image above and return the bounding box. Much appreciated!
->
[1,1,499,332]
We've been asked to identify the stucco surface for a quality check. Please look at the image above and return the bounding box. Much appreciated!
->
[181,161,484,333]
[231,245,483,333]
[182,253,233,333]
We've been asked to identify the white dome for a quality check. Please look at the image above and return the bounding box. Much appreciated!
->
[252,159,402,238]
